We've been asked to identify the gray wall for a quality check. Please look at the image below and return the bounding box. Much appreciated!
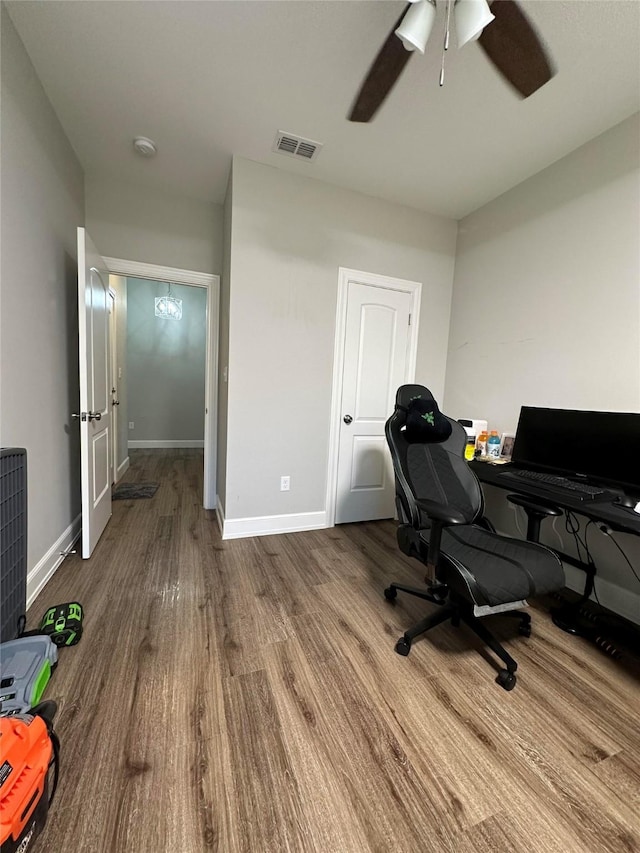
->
[85,174,223,274]
[1,6,85,576]
[222,157,458,521]
[444,114,640,622]
[445,114,640,433]
[127,278,207,445]
[216,171,233,511]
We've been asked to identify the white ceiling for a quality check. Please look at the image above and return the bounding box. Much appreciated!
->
[7,1,640,219]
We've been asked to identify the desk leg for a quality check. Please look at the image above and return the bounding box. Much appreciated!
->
[550,564,596,635]
[551,605,584,634]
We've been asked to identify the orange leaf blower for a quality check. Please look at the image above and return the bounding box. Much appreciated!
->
[0,702,59,853]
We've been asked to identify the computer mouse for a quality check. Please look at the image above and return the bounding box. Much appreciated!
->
[614,494,640,509]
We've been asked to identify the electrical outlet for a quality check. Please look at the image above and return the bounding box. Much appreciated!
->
[280,475,290,492]
[118,367,123,379]
[129,421,135,430]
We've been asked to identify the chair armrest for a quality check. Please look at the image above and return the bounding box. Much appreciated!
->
[506,493,562,517]
[416,499,467,526]
[414,500,467,586]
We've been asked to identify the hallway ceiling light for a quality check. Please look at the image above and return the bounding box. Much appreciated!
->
[155,283,182,320]
[133,136,157,157]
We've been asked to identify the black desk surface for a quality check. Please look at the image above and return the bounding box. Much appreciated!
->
[470,459,640,537]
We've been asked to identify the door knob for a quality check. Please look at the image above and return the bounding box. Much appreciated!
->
[343,415,353,424]
[74,411,102,421]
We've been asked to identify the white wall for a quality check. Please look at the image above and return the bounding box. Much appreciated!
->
[216,171,233,512]
[222,157,458,523]
[127,278,207,446]
[444,114,640,623]
[1,6,85,598]
[85,174,223,275]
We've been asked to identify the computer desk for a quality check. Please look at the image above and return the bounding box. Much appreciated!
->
[470,459,640,650]
[470,459,640,537]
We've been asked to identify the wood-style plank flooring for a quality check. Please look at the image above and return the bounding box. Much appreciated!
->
[29,450,640,852]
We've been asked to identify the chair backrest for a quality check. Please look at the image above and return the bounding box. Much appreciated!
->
[385,384,485,528]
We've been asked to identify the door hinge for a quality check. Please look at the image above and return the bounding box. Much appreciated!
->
[408,313,412,326]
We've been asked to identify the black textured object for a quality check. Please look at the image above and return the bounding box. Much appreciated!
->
[1,448,27,643]
[112,482,159,500]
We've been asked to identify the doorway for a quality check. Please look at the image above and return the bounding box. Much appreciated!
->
[326,268,421,526]
[127,277,207,454]
[105,258,219,509]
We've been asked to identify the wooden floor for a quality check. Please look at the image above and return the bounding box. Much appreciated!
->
[29,450,640,853]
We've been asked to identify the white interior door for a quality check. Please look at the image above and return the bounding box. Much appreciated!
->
[335,279,415,524]
[77,227,111,558]
[108,290,119,485]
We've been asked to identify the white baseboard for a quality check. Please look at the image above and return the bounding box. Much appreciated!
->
[221,510,327,540]
[27,514,82,609]
[128,440,204,449]
[116,456,130,481]
[215,494,225,537]
[564,564,640,626]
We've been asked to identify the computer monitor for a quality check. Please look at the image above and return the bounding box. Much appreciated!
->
[511,406,640,493]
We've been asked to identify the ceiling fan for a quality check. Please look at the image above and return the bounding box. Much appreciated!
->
[349,0,555,122]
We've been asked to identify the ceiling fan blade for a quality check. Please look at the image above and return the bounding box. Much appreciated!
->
[348,6,413,123]
[478,0,555,98]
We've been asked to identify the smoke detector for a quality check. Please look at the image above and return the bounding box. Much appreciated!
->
[133,136,157,157]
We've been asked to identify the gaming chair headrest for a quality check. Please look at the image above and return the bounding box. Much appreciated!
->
[394,385,452,444]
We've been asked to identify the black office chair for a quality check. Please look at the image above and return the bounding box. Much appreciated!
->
[384,385,565,690]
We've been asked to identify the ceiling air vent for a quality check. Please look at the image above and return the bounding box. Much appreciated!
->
[273,131,322,163]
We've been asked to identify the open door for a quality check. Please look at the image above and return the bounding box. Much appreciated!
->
[77,227,111,558]
[108,289,119,485]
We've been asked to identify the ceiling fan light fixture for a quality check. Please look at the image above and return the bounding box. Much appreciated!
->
[454,0,495,48]
[395,0,437,54]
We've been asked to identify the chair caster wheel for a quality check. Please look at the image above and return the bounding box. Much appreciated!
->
[496,670,517,691]
[384,587,397,602]
[518,624,531,638]
[395,637,411,656]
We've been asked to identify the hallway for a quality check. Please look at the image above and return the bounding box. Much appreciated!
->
[28,450,640,853]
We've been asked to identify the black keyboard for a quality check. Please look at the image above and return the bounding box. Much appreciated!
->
[502,468,613,502]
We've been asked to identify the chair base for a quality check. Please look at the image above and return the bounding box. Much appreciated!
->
[383,582,448,606]
[384,585,531,692]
